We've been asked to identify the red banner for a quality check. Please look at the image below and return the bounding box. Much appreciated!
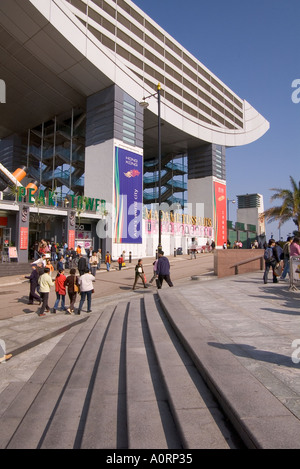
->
[213,181,227,246]
[20,226,28,250]
[68,230,75,250]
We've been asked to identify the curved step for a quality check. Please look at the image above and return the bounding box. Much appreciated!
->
[144,294,234,449]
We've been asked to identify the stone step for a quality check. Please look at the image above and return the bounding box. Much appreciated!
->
[126,298,180,449]
[157,289,300,449]
[144,294,234,449]
[0,292,244,449]
[79,302,128,449]
[0,262,32,277]
[1,311,110,449]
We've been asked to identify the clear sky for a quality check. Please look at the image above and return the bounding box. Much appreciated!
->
[133,0,300,240]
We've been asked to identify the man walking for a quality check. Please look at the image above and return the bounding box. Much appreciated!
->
[156,251,173,289]
[78,253,87,276]
[24,264,41,305]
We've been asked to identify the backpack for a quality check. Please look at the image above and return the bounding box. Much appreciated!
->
[264,247,274,262]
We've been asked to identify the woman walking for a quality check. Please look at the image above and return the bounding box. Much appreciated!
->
[64,268,80,314]
[53,269,67,313]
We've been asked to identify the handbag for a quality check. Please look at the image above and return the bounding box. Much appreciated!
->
[274,263,283,277]
[74,276,79,292]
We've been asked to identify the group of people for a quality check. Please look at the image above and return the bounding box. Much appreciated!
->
[263,236,300,284]
[25,263,95,317]
[132,251,173,290]
[25,249,174,316]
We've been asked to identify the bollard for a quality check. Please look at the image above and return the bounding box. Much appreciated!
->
[174,247,176,257]
[129,251,132,263]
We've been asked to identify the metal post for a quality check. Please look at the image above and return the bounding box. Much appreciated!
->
[157,83,162,252]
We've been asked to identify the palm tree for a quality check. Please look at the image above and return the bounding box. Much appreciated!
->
[263,176,300,233]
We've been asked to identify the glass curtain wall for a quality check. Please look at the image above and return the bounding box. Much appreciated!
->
[143,153,188,211]
[25,109,86,204]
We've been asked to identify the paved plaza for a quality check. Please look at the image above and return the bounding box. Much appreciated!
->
[0,254,300,448]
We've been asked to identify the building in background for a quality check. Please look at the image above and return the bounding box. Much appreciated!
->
[227,193,266,248]
[0,0,269,261]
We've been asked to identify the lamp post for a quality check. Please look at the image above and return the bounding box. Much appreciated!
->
[139,83,162,252]
[227,198,236,243]
[227,198,236,221]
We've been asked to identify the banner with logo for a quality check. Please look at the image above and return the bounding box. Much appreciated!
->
[114,147,143,244]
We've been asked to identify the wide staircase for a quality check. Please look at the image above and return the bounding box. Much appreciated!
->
[1,287,300,449]
[0,291,243,450]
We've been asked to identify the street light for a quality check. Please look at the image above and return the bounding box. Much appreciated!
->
[139,83,162,252]
[227,198,236,244]
[227,198,236,221]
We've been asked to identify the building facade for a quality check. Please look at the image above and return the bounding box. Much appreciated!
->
[0,0,269,262]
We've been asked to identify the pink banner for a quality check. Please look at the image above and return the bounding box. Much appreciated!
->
[213,181,227,246]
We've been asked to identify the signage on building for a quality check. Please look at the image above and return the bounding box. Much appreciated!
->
[20,227,28,250]
[114,147,143,244]
[17,187,106,213]
[213,181,227,246]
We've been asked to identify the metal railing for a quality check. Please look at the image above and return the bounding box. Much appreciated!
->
[230,254,264,275]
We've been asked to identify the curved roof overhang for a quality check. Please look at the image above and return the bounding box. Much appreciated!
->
[0,0,269,156]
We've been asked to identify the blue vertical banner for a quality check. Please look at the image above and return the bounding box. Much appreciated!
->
[114,147,143,244]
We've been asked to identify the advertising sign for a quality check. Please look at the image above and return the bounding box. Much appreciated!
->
[213,181,227,246]
[20,227,28,250]
[114,147,143,244]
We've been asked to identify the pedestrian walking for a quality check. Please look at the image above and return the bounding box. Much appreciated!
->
[46,258,54,275]
[37,267,54,317]
[24,264,41,305]
[132,259,147,290]
[64,268,80,314]
[290,237,300,257]
[57,255,65,271]
[97,248,102,270]
[77,268,95,314]
[156,251,173,288]
[105,251,111,271]
[78,253,87,276]
[53,269,67,313]
[263,239,280,284]
[89,251,98,276]
[118,254,124,271]
[280,236,293,280]
[51,242,57,262]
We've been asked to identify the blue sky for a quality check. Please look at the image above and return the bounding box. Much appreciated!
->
[134,0,300,240]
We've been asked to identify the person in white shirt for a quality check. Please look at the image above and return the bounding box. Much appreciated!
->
[76,268,95,314]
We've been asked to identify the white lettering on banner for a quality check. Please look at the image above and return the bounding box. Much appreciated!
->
[125,156,138,167]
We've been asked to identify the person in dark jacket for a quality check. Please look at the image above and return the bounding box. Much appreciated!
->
[78,253,87,276]
[24,264,41,305]
[156,251,173,289]
[132,259,147,290]
[64,268,79,314]
[263,239,280,284]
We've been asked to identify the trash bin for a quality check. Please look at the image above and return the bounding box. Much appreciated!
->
[177,247,183,255]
